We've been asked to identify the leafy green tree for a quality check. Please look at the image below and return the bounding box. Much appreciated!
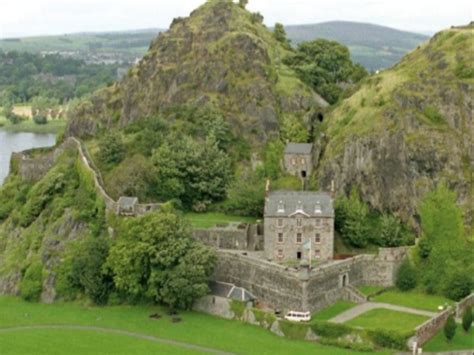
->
[284,39,368,104]
[98,131,125,166]
[335,188,370,247]
[263,139,284,180]
[224,169,265,217]
[395,259,417,291]
[107,211,216,309]
[20,260,43,302]
[238,0,248,9]
[443,272,473,301]
[273,23,291,49]
[379,214,405,247]
[280,115,309,143]
[444,314,456,342]
[462,306,472,333]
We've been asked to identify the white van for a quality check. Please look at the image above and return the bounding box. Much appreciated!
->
[284,311,311,322]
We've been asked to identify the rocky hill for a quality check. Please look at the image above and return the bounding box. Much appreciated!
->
[317,25,473,226]
[66,0,325,144]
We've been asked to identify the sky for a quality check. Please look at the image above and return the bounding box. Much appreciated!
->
[0,0,472,38]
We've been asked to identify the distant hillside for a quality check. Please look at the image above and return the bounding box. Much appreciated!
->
[284,21,429,71]
[0,21,428,71]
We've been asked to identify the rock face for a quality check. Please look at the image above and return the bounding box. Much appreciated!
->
[67,1,321,144]
[318,26,473,225]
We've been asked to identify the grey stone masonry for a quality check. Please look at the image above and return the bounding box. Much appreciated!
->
[283,143,314,179]
[264,191,334,263]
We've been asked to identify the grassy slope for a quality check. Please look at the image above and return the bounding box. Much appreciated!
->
[424,327,474,352]
[346,309,429,333]
[358,285,386,296]
[0,297,376,355]
[372,290,454,312]
[185,212,258,229]
[311,301,357,321]
[0,328,200,355]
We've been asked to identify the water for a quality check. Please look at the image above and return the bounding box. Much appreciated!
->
[0,130,56,185]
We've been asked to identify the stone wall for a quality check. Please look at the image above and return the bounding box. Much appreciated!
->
[413,308,453,347]
[213,247,409,313]
[284,152,313,178]
[192,224,263,251]
[455,293,474,318]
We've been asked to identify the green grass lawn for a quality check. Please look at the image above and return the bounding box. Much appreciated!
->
[0,296,377,355]
[311,301,357,321]
[184,212,258,229]
[372,289,454,312]
[0,119,66,134]
[358,285,385,296]
[0,328,201,355]
[424,327,474,352]
[346,309,429,333]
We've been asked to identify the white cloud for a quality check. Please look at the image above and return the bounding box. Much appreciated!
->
[0,0,472,38]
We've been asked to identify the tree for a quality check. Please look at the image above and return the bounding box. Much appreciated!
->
[379,214,404,247]
[20,260,43,302]
[444,314,456,342]
[238,0,248,9]
[443,272,473,301]
[273,23,291,49]
[335,188,370,248]
[98,131,125,166]
[107,211,216,309]
[280,115,309,143]
[395,259,417,291]
[462,306,472,333]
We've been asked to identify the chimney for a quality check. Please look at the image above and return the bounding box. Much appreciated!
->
[265,179,271,197]
[331,180,335,198]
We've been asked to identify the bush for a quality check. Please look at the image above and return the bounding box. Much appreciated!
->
[98,131,125,166]
[230,300,246,319]
[20,261,43,302]
[443,272,473,301]
[444,314,456,341]
[462,306,472,332]
[279,321,309,340]
[319,338,375,352]
[33,115,48,125]
[396,258,417,291]
[311,321,351,338]
[368,329,410,350]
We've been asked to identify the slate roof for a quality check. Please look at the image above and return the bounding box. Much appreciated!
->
[117,196,138,208]
[210,281,255,302]
[284,143,313,155]
[265,191,334,218]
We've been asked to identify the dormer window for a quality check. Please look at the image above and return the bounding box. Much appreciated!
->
[277,201,285,213]
[315,201,322,214]
[296,218,302,227]
[296,200,303,211]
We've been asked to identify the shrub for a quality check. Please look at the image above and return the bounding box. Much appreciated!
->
[368,329,410,350]
[396,258,417,291]
[252,308,276,326]
[423,105,444,124]
[462,306,472,332]
[443,272,473,301]
[20,261,43,302]
[33,115,48,125]
[98,131,125,166]
[279,320,309,340]
[230,300,246,319]
[319,338,375,352]
[311,321,351,338]
[379,214,406,247]
[444,314,456,341]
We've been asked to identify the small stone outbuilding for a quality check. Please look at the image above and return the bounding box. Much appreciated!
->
[264,190,334,263]
[283,143,313,179]
[117,196,138,216]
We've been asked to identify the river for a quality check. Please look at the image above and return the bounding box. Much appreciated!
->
[0,130,56,185]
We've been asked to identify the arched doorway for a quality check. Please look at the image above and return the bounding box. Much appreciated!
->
[342,274,347,287]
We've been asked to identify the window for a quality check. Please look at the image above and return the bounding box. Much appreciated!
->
[277,200,285,213]
[296,218,302,227]
[315,218,321,227]
[277,249,284,259]
[300,158,306,165]
[315,249,321,258]
[291,158,296,165]
[315,233,321,243]
[277,218,283,227]
[315,203,322,214]
[278,233,283,243]
[296,233,302,243]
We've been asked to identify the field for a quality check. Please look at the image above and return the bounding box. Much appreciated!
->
[0,296,375,355]
[0,106,65,134]
[424,326,474,352]
[184,212,259,229]
[311,301,357,321]
[372,289,454,312]
[346,309,429,333]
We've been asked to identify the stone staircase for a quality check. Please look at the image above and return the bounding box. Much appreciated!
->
[343,284,367,304]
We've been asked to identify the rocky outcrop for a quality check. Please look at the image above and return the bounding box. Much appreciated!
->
[67,1,321,144]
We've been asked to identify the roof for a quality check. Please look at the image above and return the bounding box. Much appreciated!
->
[210,281,255,302]
[284,143,313,155]
[265,191,334,218]
[117,196,138,208]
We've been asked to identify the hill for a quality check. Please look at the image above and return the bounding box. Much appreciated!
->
[317,24,473,226]
[284,21,429,71]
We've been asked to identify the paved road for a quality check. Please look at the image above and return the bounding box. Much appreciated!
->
[329,302,437,323]
[0,325,234,355]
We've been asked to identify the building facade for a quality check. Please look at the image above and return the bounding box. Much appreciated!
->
[264,191,334,263]
[283,143,313,179]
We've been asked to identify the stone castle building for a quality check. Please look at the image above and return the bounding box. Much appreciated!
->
[264,190,334,263]
[283,143,314,179]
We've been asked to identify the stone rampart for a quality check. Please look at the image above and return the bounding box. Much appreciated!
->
[413,308,453,347]
[192,223,263,251]
[455,293,474,318]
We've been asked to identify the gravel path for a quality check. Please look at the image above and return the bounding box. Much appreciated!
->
[0,324,235,354]
[329,302,437,323]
